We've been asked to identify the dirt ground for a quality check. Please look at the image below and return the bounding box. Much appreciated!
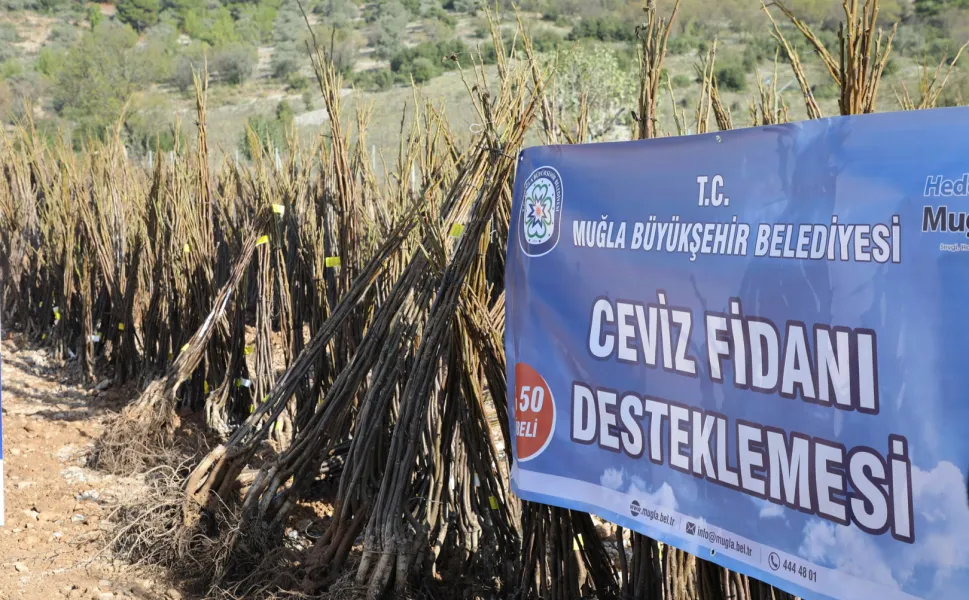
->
[0,334,185,600]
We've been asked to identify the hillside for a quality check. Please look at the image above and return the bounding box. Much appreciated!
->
[1,0,969,159]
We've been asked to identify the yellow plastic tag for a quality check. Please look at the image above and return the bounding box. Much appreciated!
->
[449,223,465,237]
[256,235,269,246]
[117,323,125,331]
[181,344,189,352]
[41,333,46,340]
[244,345,254,356]
[272,204,285,215]
[325,256,341,268]
[53,309,60,321]
[183,243,191,254]
[489,496,499,510]
[573,533,584,551]
[203,381,209,394]
[39,301,43,308]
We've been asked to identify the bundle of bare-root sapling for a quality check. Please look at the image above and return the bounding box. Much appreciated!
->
[92,209,275,474]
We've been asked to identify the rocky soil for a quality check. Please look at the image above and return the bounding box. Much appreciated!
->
[0,334,188,600]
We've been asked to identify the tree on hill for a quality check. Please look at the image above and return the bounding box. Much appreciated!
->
[915,0,969,18]
[314,0,358,29]
[53,23,141,143]
[370,1,409,58]
[116,0,161,31]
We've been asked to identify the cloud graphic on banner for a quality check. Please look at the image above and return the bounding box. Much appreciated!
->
[758,502,784,520]
[798,460,969,596]
[799,520,899,589]
[598,468,678,511]
[600,468,624,490]
[628,475,677,511]
[899,461,969,593]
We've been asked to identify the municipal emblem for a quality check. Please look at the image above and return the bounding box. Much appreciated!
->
[519,166,563,257]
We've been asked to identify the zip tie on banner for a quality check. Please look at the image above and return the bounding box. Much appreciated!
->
[256,235,269,246]
[272,204,285,216]
[449,223,465,237]
[325,256,341,268]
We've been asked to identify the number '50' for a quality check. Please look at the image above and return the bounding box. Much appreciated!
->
[518,386,545,412]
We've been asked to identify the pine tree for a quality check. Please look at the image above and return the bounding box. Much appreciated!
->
[116,0,161,32]
[915,0,969,18]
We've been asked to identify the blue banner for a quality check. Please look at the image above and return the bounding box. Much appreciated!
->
[505,107,969,600]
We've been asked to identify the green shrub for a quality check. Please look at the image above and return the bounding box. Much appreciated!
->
[445,0,478,14]
[0,22,20,44]
[123,93,178,154]
[286,72,310,91]
[183,5,239,47]
[272,45,302,80]
[882,57,900,77]
[408,57,436,83]
[530,28,563,53]
[313,0,358,29]
[46,22,79,47]
[390,38,467,77]
[811,79,839,100]
[672,74,692,88]
[715,63,747,92]
[892,26,929,58]
[0,24,20,64]
[137,23,179,83]
[667,34,707,56]
[53,23,141,143]
[172,54,200,93]
[0,59,23,80]
[568,15,635,43]
[116,0,161,32]
[350,68,395,91]
[370,1,409,58]
[35,47,64,77]
[212,44,256,85]
[423,17,455,42]
[239,100,293,160]
[373,68,394,90]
